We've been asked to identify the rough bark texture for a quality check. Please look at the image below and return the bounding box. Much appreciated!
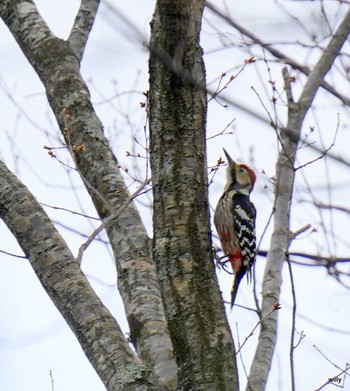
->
[0,161,167,391]
[0,0,176,388]
[149,1,238,390]
[247,8,350,391]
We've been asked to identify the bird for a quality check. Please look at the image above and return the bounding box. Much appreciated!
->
[214,149,257,308]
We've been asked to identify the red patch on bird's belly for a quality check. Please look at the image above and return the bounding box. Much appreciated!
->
[228,250,242,274]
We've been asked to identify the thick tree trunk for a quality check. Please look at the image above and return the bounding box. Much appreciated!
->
[0,0,176,388]
[149,1,239,390]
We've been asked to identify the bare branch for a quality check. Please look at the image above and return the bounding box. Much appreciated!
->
[286,253,297,391]
[0,249,27,259]
[0,159,165,391]
[0,2,177,386]
[257,249,350,267]
[205,1,350,107]
[236,303,281,355]
[290,252,350,266]
[76,178,150,264]
[298,8,350,110]
[248,9,350,390]
[314,364,350,391]
[68,0,101,62]
[40,201,101,221]
[290,224,312,240]
[315,202,350,214]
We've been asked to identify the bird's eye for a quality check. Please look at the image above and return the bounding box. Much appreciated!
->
[238,167,245,173]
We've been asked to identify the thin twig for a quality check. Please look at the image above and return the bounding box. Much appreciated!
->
[40,202,101,221]
[295,114,340,171]
[235,323,250,384]
[314,363,350,391]
[209,62,250,104]
[251,84,294,167]
[313,345,344,372]
[49,370,54,391]
[206,117,236,140]
[76,178,150,264]
[253,207,275,319]
[293,330,305,350]
[0,249,27,259]
[286,252,297,391]
[290,224,312,240]
[205,1,350,107]
[236,303,281,355]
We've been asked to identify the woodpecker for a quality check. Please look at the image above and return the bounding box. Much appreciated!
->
[214,149,257,308]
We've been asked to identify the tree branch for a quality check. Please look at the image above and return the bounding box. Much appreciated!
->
[314,364,350,391]
[236,303,281,356]
[68,0,100,62]
[205,1,350,107]
[0,160,165,391]
[298,8,350,111]
[0,1,177,386]
[286,253,297,391]
[247,9,350,389]
[76,178,151,264]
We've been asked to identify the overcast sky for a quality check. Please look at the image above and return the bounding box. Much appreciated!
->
[1,1,350,390]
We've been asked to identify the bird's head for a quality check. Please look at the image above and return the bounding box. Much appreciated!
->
[223,149,256,194]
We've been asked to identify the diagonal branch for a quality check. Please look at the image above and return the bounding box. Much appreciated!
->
[0,160,166,391]
[298,7,350,111]
[0,1,177,387]
[76,178,151,264]
[205,1,350,107]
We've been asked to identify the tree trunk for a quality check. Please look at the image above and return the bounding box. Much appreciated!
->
[0,0,176,388]
[149,1,239,390]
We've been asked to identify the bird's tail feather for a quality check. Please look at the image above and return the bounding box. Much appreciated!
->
[230,270,245,308]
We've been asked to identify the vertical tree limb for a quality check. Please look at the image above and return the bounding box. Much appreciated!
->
[68,0,101,62]
[149,1,239,390]
[247,8,350,390]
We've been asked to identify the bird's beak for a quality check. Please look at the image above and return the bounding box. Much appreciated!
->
[223,148,236,167]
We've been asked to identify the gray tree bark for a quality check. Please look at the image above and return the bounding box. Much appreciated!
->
[0,161,166,391]
[247,8,350,391]
[0,0,239,390]
[149,1,238,390]
[0,0,176,389]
